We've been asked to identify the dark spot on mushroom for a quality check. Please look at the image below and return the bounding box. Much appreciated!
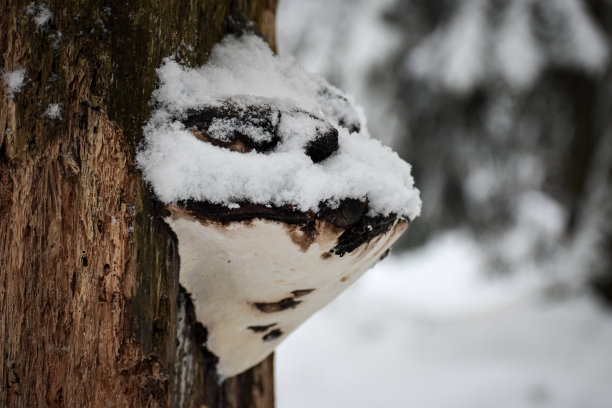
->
[227,259,231,263]
[340,276,348,282]
[379,249,391,261]
[321,251,333,260]
[253,297,302,313]
[305,126,338,163]
[319,198,365,229]
[291,289,315,298]
[286,222,319,252]
[332,216,398,257]
[247,323,277,333]
[177,200,312,225]
[262,329,283,342]
[182,98,281,153]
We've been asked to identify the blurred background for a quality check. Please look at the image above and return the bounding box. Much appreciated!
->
[274,0,612,406]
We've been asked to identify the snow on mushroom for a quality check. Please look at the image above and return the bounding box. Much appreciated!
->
[137,34,422,378]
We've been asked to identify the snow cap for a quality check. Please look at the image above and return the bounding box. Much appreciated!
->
[137,34,421,220]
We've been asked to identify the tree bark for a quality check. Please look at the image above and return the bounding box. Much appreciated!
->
[0,0,277,406]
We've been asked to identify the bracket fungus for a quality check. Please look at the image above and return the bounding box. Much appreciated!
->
[137,35,421,378]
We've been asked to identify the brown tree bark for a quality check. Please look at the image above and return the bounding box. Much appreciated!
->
[0,0,277,407]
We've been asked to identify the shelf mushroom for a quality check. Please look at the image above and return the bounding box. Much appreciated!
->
[137,34,421,378]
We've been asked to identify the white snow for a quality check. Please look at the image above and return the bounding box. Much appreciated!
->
[405,0,609,93]
[350,231,543,317]
[43,103,62,120]
[551,0,609,71]
[499,191,567,263]
[408,0,488,94]
[207,117,272,143]
[495,0,544,89]
[2,68,26,97]
[27,2,53,28]
[137,35,421,219]
[277,230,612,407]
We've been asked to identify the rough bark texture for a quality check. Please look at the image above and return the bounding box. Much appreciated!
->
[0,0,277,407]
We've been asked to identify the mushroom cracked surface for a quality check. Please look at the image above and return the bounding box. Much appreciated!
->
[136,34,421,378]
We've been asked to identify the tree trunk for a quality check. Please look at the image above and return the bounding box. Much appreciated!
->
[0,1,277,406]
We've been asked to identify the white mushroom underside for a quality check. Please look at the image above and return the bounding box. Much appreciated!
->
[166,214,407,378]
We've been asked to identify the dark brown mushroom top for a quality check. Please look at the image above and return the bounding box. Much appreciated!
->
[167,198,402,257]
[181,94,344,164]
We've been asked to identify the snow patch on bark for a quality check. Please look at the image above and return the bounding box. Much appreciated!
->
[43,103,62,120]
[27,2,53,28]
[2,69,26,97]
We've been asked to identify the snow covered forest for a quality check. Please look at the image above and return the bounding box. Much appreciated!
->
[276,0,612,406]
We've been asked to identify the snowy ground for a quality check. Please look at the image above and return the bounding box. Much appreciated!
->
[276,231,612,408]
